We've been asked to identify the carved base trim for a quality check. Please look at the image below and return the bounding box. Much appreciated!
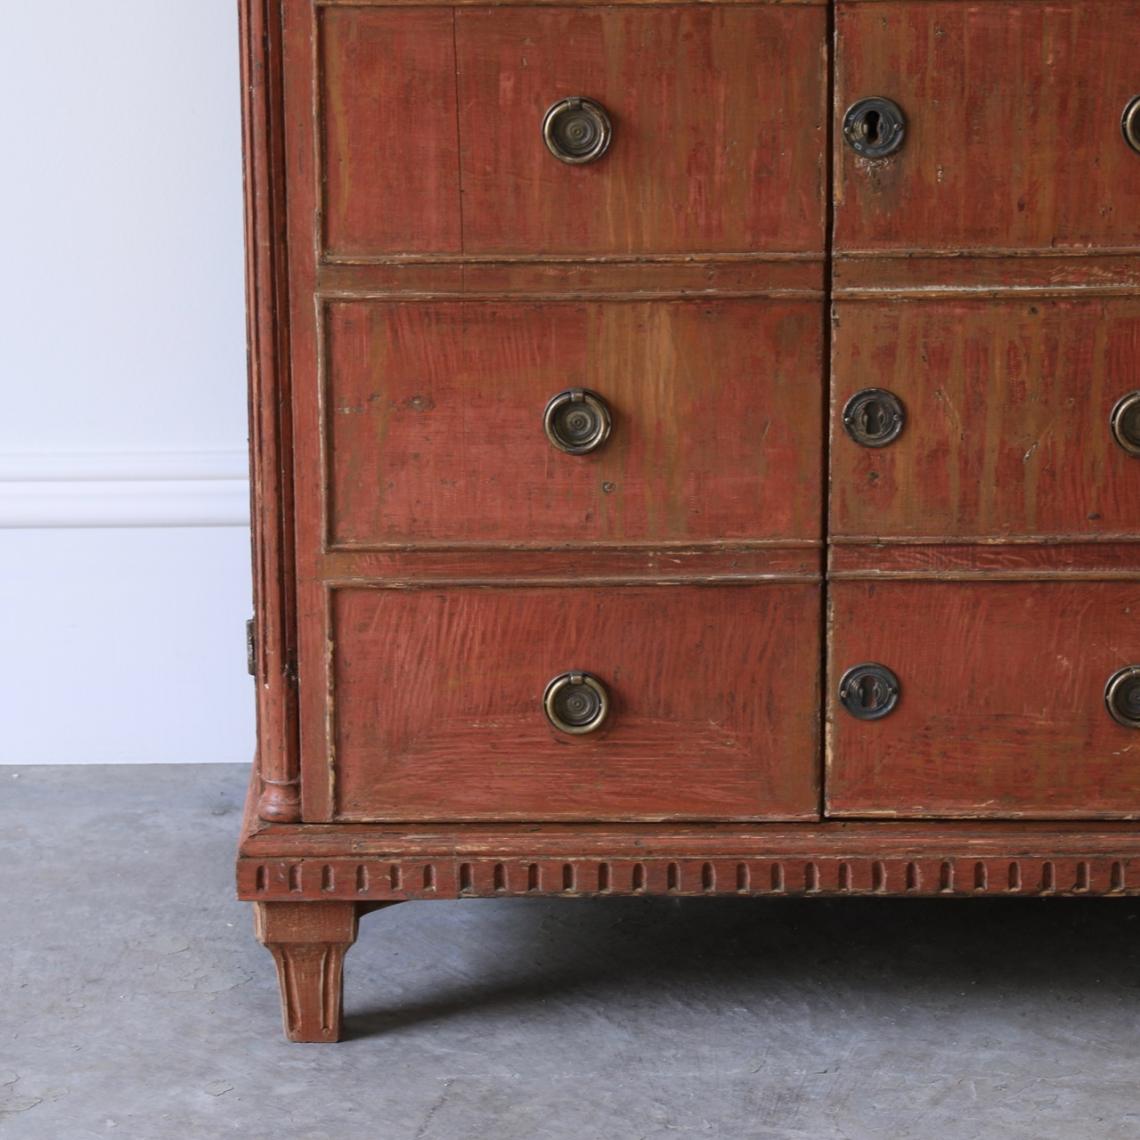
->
[240,853,1140,902]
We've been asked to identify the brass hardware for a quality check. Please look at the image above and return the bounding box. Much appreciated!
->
[1123,96,1140,155]
[543,671,610,735]
[542,97,612,165]
[543,388,612,454]
[842,388,906,448]
[842,97,906,158]
[1110,391,1140,456]
[1106,666,1140,728]
[839,663,900,721]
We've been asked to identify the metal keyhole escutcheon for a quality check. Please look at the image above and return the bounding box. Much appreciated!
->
[1123,96,1140,155]
[544,672,610,735]
[544,389,612,454]
[839,663,901,721]
[542,97,613,164]
[843,389,906,448]
[1106,666,1140,728]
[843,97,907,158]
[1110,391,1140,456]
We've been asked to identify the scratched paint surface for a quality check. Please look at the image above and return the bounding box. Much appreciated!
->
[332,584,821,822]
[321,4,828,257]
[325,299,823,546]
[830,297,1140,540]
[834,0,1140,252]
[827,581,1140,818]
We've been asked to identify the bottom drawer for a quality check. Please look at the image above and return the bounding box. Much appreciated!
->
[332,584,821,822]
[827,581,1140,819]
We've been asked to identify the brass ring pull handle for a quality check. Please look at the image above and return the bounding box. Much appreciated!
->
[543,388,612,454]
[842,97,907,158]
[1106,666,1140,728]
[1123,96,1140,155]
[842,388,906,448]
[1110,391,1140,456]
[543,671,610,735]
[542,97,613,164]
[839,663,901,721]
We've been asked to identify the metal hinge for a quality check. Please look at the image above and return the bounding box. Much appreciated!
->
[246,617,257,678]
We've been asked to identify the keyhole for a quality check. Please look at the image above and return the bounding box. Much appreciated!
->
[861,399,886,438]
[857,675,882,711]
[863,108,881,145]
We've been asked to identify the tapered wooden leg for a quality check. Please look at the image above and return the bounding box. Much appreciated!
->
[254,902,359,1042]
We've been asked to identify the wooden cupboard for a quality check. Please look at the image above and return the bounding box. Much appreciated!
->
[237,0,1140,1041]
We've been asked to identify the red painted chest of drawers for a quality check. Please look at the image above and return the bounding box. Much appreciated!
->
[237,0,1140,1041]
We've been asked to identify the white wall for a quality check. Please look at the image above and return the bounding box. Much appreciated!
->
[0,2,253,763]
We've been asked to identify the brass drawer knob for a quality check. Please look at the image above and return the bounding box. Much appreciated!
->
[1110,391,1140,456]
[1123,96,1140,155]
[842,97,906,158]
[542,97,612,165]
[1106,666,1140,728]
[543,671,610,734]
[839,663,900,721]
[842,388,906,448]
[543,388,612,454]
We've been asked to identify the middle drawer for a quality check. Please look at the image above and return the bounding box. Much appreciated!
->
[831,296,1140,540]
[323,299,823,548]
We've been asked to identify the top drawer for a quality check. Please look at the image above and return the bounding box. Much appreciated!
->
[835,1,1140,253]
[318,4,827,259]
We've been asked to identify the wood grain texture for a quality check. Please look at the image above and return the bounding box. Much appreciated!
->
[319,545,821,585]
[827,581,1140,818]
[241,817,1140,857]
[834,0,1140,253]
[254,901,366,1042]
[455,5,827,255]
[241,0,300,822]
[833,252,1140,299]
[284,0,338,826]
[829,541,1140,580]
[319,6,461,257]
[331,584,821,822]
[318,255,825,298]
[830,297,1140,540]
[324,299,823,546]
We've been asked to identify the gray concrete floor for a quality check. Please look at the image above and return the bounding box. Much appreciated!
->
[3,766,1140,1140]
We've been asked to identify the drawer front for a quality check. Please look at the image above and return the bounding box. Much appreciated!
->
[320,6,462,257]
[332,585,821,821]
[456,6,826,256]
[325,299,823,547]
[319,5,827,259]
[830,298,1140,541]
[834,1,1140,253]
[827,582,1140,819]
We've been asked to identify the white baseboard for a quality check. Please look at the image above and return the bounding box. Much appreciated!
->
[0,450,250,528]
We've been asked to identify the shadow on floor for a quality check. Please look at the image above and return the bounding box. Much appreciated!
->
[345,894,1140,1039]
